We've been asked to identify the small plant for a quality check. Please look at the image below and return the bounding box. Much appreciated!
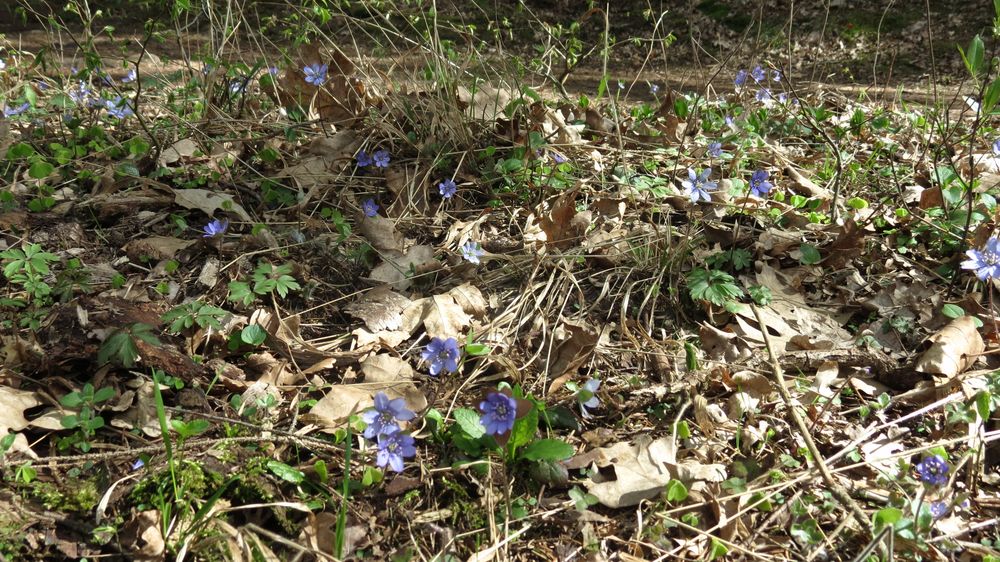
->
[0,243,59,302]
[59,383,115,452]
[162,300,228,334]
[98,323,161,367]
[687,268,744,308]
[228,261,301,306]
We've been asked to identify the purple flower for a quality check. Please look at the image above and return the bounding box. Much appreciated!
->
[362,198,379,217]
[303,63,328,86]
[460,241,484,264]
[229,78,245,94]
[36,80,49,91]
[778,92,788,104]
[750,170,773,198]
[725,115,735,128]
[479,392,518,436]
[681,168,717,204]
[421,337,461,376]
[3,102,30,117]
[707,142,723,158]
[650,83,660,95]
[356,150,373,167]
[376,428,416,473]
[438,178,458,199]
[373,149,391,168]
[734,69,748,87]
[68,81,92,104]
[202,218,229,238]
[360,391,416,439]
[755,88,772,102]
[267,66,279,76]
[751,65,766,82]
[915,455,949,487]
[929,501,948,519]
[122,68,137,83]
[105,96,134,119]
[771,69,782,82]
[961,237,1000,280]
[552,152,568,164]
[992,139,1000,156]
[577,378,601,418]
[131,458,145,471]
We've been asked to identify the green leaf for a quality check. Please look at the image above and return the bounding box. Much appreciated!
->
[941,304,965,319]
[453,408,485,439]
[266,460,305,484]
[7,142,35,159]
[314,459,328,484]
[873,507,903,531]
[541,405,579,431]
[28,160,54,180]
[507,407,538,455]
[983,79,1000,115]
[520,439,574,461]
[799,244,821,265]
[709,539,728,559]
[665,479,688,502]
[527,459,569,486]
[0,433,16,454]
[241,324,267,346]
[93,386,115,403]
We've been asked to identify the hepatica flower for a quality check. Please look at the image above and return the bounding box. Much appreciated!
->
[460,241,484,264]
[362,198,379,217]
[376,428,416,473]
[361,391,415,439]
[356,150,373,168]
[681,167,717,204]
[303,62,328,86]
[756,88,772,102]
[734,69,748,87]
[69,81,92,104]
[749,170,773,198]
[929,501,948,519]
[771,69,782,82]
[421,337,461,376]
[707,141,723,158]
[751,65,766,83]
[105,96,134,119]
[3,102,30,117]
[373,149,391,168]
[122,68,137,83]
[915,455,950,487]
[479,391,518,436]
[992,139,1000,156]
[202,218,229,238]
[577,378,601,418]
[961,236,1000,280]
[438,178,458,199]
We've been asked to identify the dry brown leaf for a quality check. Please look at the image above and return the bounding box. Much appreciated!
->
[369,245,436,291]
[173,188,251,222]
[360,354,415,382]
[123,236,196,262]
[783,166,833,199]
[304,382,426,432]
[343,287,412,332]
[358,215,404,253]
[158,138,200,166]
[914,316,984,379]
[545,319,599,392]
[456,83,513,121]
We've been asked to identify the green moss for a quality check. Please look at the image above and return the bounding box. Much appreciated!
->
[32,479,100,512]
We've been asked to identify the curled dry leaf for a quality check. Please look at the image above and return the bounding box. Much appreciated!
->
[914,316,984,379]
[369,244,436,291]
[343,286,413,332]
[173,188,251,222]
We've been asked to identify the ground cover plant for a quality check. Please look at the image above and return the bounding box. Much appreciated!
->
[1,0,1000,560]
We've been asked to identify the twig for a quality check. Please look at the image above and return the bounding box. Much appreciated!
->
[750,304,871,535]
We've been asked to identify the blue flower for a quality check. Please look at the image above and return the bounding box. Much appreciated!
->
[421,337,461,376]
[229,78,245,95]
[751,65,766,82]
[479,392,518,436]
[373,149,391,168]
[362,198,379,217]
[681,168,717,204]
[267,66,279,76]
[650,83,660,95]
[750,170,773,198]
[755,88,772,102]
[131,458,145,471]
[992,139,1000,156]
[376,428,416,473]
[105,96,134,119]
[577,378,601,418]
[3,102,30,117]
[552,152,568,164]
[929,501,948,519]
[734,69,748,87]
[438,178,458,199]
[961,237,1000,280]
[202,218,229,238]
[122,68,137,83]
[724,115,735,128]
[460,241,484,264]
[36,80,49,91]
[777,92,788,104]
[360,391,416,439]
[707,142,723,158]
[915,455,949,487]
[356,150,373,167]
[771,69,782,82]
[303,63,328,86]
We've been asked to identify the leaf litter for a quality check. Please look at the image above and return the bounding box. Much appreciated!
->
[0,3,1000,561]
